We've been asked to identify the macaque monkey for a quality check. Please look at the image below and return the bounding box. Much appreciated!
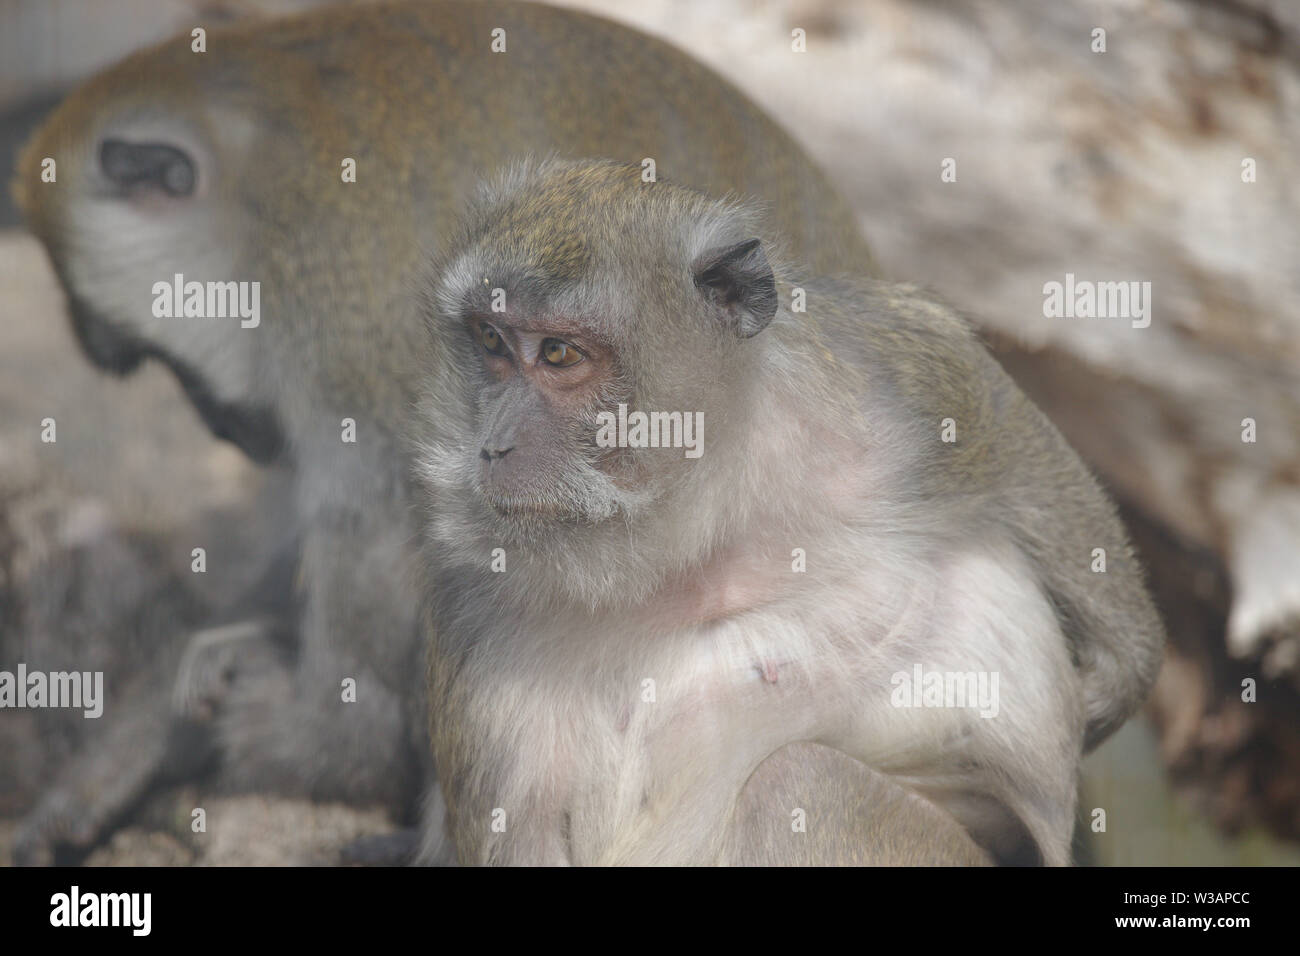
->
[414,159,1165,866]
[11,1,872,863]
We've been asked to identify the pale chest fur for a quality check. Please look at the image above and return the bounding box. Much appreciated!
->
[438,539,1080,866]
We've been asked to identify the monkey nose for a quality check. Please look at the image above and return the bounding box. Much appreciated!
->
[480,446,513,461]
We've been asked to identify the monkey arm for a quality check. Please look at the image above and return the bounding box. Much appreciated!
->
[12,542,297,865]
[720,742,993,866]
[212,511,430,818]
[12,641,215,865]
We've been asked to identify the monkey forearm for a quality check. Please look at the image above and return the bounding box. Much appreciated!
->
[720,743,994,866]
[12,651,209,865]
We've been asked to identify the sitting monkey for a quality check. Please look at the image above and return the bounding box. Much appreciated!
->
[412,159,1165,865]
[10,0,874,865]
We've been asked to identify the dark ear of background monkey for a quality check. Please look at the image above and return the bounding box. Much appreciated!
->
[10,1,874,864]
[414,159,1165,866]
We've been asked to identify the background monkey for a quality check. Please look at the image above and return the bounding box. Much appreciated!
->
[10,0,874,863]
[414,159,1165,866]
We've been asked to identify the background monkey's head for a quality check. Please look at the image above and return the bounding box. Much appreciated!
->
[12,23,432,468]
[12,53,289,461]
[418,159,792,600]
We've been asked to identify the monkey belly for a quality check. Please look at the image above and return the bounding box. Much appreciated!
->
[438,540,1082,865]
[439,636,824,865]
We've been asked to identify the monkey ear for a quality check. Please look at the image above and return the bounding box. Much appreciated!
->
[692,238,777,338]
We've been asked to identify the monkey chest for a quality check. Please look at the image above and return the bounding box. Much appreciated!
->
[445,621,847,865]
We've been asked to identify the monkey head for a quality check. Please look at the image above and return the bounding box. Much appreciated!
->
[417,159,785,600]
[11,17,453,467]
[11,48,300,461]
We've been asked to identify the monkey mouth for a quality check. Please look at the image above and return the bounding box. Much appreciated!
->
[475,481,597,526]
[62,289,288,465]
[165,357,288,466]
[480,491,570,520]
[64,290,149,374]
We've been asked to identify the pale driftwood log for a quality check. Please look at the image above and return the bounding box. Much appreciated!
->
[570,0,1300,838]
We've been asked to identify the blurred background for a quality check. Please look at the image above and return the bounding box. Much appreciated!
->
[1,0,1296,865]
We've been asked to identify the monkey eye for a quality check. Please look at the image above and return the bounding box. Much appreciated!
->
[476,322,508,356]
[541,338,583,367]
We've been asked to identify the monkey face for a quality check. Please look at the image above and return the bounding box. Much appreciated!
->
[457,311,641,525]
[422,159,780,536]
[16,69,287,462]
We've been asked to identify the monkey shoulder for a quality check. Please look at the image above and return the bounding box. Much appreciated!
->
[792,278,985,389]
[790,279,1016,440]
[780,277,1106,524]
